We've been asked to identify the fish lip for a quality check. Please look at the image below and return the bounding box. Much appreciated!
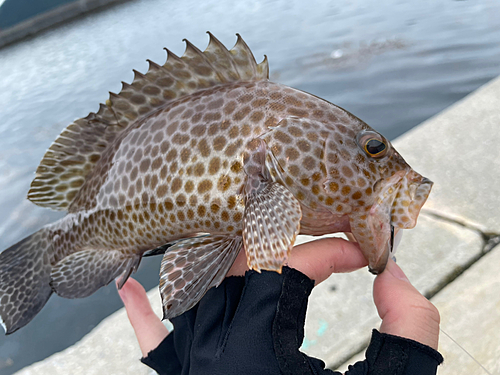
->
[367,226,392,275]
[368,224,398,274]
[368,253,389,274]
[364,172,404,274]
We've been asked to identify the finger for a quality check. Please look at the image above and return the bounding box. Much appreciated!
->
[288,237,368,285]
[226,237,367,281]
[373,259,440,350]
[118,278,169,357]
[226,247,249,277]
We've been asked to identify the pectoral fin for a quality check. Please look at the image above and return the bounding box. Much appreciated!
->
[242,139,302,273]
[243,182,301,272]
[160,235,242,319]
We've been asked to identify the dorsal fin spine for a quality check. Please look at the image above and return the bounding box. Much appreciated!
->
[183,38,204,54]
[132,69,146,81]
[147,59,162,70]
[235,33,257,77]
[207,32,241,80]
[259,55,269,78]
[184,38,229,83]
[164,48,184,65]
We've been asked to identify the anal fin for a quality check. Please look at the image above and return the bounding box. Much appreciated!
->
[160,235,242,320]
[50,249,140,298]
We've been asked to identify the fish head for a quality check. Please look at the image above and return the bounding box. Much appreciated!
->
[340,128,433,274]
[263,114,432,275]
[305,122,433,274]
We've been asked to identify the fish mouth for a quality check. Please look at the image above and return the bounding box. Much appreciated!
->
[363,171,433,275]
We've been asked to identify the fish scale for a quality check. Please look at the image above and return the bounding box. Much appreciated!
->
[0,33,432,333]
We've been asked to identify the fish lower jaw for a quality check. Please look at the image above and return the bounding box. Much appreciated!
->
[367,255,390,274]
[368,267,382,275]
[366,242,391,275]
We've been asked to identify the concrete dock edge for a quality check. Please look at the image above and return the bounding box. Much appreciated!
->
[0,0,133,49]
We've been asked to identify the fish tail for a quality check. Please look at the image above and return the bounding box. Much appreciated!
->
[0,228,54,334]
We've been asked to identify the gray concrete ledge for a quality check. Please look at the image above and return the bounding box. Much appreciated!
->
[394,75,500,235]
[15,288,164,375]
[433,244,500,375]
[0,0,133,49]
[14,75,500,374]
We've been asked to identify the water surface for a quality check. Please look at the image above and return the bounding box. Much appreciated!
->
[0,0,499,373]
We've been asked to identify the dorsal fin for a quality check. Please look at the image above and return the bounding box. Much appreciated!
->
[28,33,269,210]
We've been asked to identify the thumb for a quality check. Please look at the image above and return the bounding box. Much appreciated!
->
[373,259,440,350]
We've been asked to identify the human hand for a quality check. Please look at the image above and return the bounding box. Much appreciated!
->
[373,258,440,350]
[118,238,440,358]
[278,239,440,350]
[118,237,367,356]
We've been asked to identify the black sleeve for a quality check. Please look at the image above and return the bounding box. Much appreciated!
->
[141,267,443,375]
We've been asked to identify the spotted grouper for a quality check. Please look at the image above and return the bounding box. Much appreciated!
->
[0,33,432,334]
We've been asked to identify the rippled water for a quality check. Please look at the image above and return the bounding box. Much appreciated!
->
[0,0,499,373]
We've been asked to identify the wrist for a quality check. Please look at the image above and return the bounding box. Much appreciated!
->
[363,329,443,374]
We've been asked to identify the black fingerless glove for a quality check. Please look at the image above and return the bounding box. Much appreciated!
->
[141,267,443,375]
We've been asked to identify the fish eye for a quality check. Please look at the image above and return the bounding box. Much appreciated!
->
[356,131,390,158]
[365,138,386,156]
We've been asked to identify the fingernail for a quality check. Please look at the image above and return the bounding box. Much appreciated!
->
[387,259,409,282]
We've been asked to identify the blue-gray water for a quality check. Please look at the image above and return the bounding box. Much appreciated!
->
[0,0,499,373]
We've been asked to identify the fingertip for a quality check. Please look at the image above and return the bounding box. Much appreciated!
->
[117,277,142,304]
[117,280,129,303]
[385,259,410,282]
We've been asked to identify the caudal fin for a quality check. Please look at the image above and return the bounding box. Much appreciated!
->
[0,229,53,334]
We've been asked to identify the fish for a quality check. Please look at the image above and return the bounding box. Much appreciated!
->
[0,33,432,334]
